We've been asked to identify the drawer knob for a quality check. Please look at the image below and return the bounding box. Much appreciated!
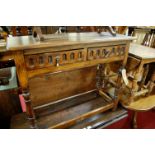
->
[55,56,60,67]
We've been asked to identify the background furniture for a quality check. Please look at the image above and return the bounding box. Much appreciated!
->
[129,26,155,48]
[0,58,21,128]
[121,43,155,128]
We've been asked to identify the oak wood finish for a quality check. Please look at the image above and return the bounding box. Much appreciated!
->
[5,32,134,128]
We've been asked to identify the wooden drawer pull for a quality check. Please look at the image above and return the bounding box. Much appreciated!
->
[55,56,60,67]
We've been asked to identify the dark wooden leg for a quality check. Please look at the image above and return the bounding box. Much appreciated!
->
[146,70,155,96]
[96,64,109,91]
[133,111,138,129]
[22,89,37,128]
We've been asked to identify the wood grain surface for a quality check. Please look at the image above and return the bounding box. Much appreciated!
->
[7,32,135,51]
[129,43,155,60]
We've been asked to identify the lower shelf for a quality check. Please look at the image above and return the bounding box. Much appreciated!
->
[11,91,125,129]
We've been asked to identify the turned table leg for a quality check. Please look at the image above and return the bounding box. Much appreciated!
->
[22,89,37,128]
[96,64,109,91]
[14,51,37,128]
[112,66,124,111]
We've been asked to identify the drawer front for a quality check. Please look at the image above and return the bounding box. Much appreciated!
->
[87,45,126,60]
[24,49,86,70]
[24,45,126,70]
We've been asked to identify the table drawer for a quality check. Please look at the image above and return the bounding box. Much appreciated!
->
[87,45,126,60]
[24,49,86,70]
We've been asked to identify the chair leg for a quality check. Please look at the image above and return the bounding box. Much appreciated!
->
[133,111,138,129]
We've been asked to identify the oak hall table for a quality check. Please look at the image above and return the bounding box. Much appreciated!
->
[5,32,134,128]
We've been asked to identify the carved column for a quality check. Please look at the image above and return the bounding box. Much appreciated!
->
[96,64,109,91]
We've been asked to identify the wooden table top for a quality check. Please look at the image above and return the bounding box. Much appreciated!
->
[6,32,135,51]
[129,43,155,60]
[122,95,155,111]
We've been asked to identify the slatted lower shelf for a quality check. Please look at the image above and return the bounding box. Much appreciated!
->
[11,97,114,128]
